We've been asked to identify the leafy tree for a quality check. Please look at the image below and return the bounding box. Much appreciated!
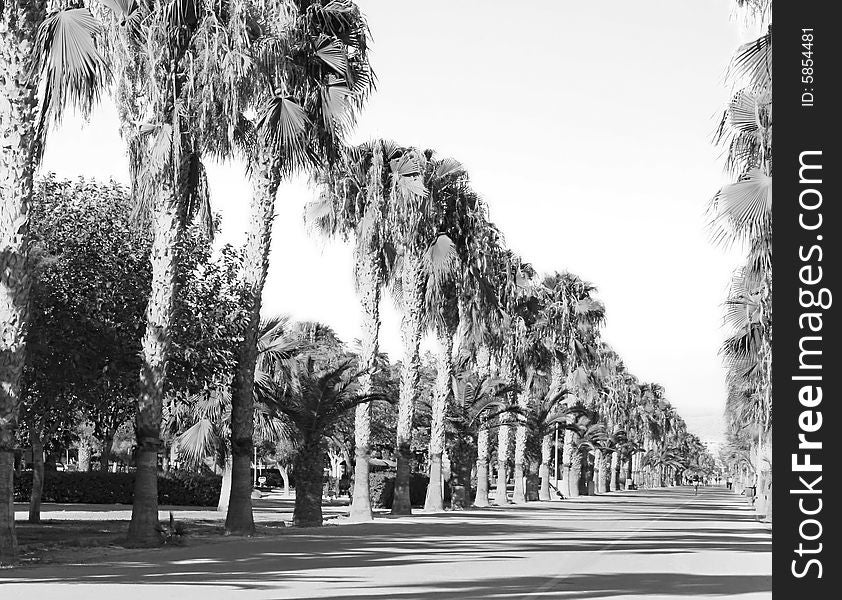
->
[21,176,149,522]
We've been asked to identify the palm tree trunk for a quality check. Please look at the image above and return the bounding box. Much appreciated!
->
[512,391,529,504]
[0,1,44,563]
[625,456,633,488]
[392,252,425,516]
[349,250,380,522]
[28,426,44,523]
[473,346,491,508]
[218,454,233,512]
[609,450,620,492]
[493,414,510,505]
[293,435,325,527]
[538,433,552,501]
[474,425,490,507]
[424,329,452,512]
[78,442,91,472]
[449,437,473,510]
[569,442,583,497]
[226,154,280,536]
[561,423,581,497]
[127,188,180,546]
[279,465,291,497]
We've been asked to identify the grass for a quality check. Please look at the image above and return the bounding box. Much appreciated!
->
[13,517,291,566]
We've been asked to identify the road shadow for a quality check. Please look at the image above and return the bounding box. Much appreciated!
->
[319,572,772,599]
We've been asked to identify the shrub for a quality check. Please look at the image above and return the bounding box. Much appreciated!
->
[13,470,221,507]
[158,470,221,506]
[369,472,429,508]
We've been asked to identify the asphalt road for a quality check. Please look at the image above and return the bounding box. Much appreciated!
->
[0,485,771,600]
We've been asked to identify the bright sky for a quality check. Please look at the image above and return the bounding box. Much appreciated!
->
[41,0,758,442]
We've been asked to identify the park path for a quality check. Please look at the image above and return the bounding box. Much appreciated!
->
[0,485,771,600]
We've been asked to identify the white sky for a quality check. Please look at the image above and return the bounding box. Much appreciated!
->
[41,0,758,442]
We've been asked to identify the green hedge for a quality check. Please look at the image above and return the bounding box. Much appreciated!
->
[369,472,430,508]
[14,470,221,506]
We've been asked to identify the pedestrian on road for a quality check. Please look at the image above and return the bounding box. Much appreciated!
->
[726,475,733,490]
[693,475,699,495]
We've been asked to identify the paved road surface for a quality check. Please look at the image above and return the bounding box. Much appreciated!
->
[0,485,771,600]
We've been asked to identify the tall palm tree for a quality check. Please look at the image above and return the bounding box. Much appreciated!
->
[453,221,504,507]
[387,150,465,515]
[30,0,223,546]
[538,272,604,498]
[489,250,533,505]
[710,2,772,521]
[510,289,545,504]
[422,182,492,512]
[308,140,419,520]
[1,0,110,561]
[213,0,374,535]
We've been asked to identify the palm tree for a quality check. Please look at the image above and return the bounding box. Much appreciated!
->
[267,356,388,527]
[32,0,220,546]
[520,375,585,501]
[488,251,533,505]
[453,221,505,507]
[308,140,419,521]
[510,289,545,504]
[421,181,492,512]
[710,2,772,521]
[386,150,466,515]
[537,272,604,498]
[0,1,110,561]
[214,0,374,535]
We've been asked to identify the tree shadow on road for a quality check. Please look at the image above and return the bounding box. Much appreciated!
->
[320,572,772,599]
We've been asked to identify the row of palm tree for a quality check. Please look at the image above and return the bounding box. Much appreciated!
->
[710,0,772,522]
[309,140,712,517]
[0,1,714,566]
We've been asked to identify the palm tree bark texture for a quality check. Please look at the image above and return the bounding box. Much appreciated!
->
[128,188,179,546]
[512,390,530,504]
[474,423,490,507]
[424,329,452,512]
[538,432,553,500]
[349,249,380,522]
[392,250,425,515]
[226,152,281,536]
[609,448,620,491]
[494,412,511,505]
[494,344,515,505]
[0,0,47,563]
[473,346,492,507]
[293,435,327,527]
[562,422,583,498]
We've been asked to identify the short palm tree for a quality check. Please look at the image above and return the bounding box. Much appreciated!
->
[173,316,310,510]
[267,356,389,527]
[417,371,518,509]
